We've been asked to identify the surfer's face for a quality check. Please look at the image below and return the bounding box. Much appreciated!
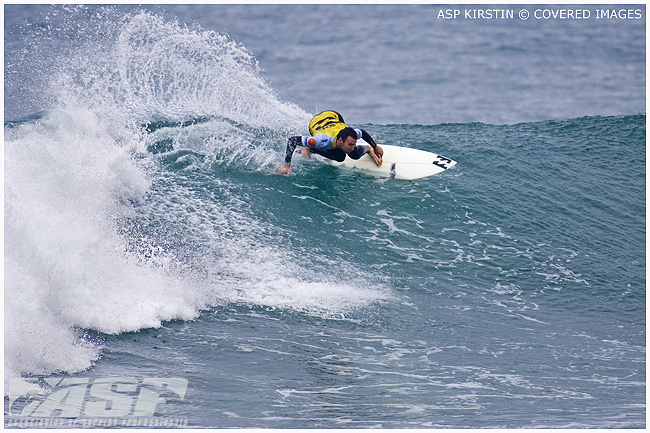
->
[338,136,357,153]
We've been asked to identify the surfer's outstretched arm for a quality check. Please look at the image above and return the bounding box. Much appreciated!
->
[277,136,302,175]
[284,136,302,164]
[278,134,338,174]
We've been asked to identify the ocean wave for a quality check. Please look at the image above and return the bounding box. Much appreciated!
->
[3,7,384,386]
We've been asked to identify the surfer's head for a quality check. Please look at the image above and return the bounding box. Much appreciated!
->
[336,127,358,153]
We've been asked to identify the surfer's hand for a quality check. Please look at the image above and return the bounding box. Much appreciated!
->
[374,145,384,159]
[368,147,383,166]
[277,163,291,175]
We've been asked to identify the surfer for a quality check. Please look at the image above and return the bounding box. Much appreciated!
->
[277,110,384,175]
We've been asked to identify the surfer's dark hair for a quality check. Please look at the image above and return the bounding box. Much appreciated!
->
[337,127,358,142]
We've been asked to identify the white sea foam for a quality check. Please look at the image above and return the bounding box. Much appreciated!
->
[4,8,389,387]
[4,110,210,383]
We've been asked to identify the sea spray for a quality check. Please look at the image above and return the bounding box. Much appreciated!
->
[49,9,308,129]
[5,7,390,387]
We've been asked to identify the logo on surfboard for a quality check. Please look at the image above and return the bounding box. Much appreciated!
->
[432,155,453,170]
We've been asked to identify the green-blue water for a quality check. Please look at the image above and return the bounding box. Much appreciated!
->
[4,5,645,428]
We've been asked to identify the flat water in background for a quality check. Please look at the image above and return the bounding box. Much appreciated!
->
[5,4,645,125]
[4,5,645,428]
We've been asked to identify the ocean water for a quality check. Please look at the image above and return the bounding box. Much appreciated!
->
[4,4,645,429]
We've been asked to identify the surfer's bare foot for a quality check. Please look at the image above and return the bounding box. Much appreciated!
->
[301,147,312,158]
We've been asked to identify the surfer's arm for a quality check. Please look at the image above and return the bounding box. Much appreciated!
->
[284,134,334,163]
[365,145,383,166]
[278,136,302,174]
[357,129,376,147]
[347,143,382,167]
[279,134,335,174]
[358,129,383,158]
[284,136,302,164]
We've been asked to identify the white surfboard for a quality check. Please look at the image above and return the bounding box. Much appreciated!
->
[327,143,456,180]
